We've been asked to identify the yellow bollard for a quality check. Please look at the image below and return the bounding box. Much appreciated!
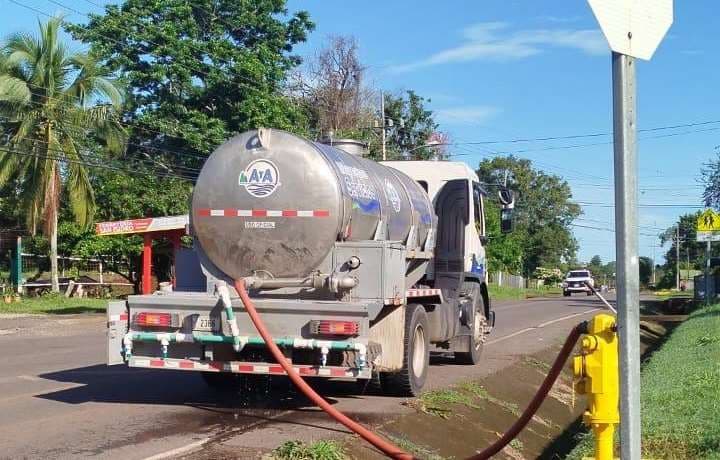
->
[571,314,620,460]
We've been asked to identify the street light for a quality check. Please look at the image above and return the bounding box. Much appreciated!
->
[404,140,447,160]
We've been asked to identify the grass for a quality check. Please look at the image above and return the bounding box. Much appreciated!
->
[384,434,445,460]
[0,293,107,315]
[410,382,522,419]
[269,440,344,460]
[488,284,562,301]
[410,388,479,418]
[568,303,720,460]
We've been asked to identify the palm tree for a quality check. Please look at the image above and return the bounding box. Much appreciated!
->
[0,17,125,292]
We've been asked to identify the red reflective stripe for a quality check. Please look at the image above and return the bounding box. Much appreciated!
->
[119,313,128,321]
[150,359,165,367]
[224,208,237,217]
[313,210,330,217]
[252,209,267,217]
[197,209,211,217]
[282,209,297,217]
[331,369,348,377]
[238,364,254,372]
[179,361,195,369]
[269,365,284,374]
[298,367,314,375]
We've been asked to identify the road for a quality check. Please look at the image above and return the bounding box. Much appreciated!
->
[0,294,608,459]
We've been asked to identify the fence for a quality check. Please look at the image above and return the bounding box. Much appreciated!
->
[1,248,133,295]
[488,271,526,289]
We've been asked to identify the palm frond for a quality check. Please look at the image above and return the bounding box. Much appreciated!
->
[63,138,95,227]
[0,75,31,103]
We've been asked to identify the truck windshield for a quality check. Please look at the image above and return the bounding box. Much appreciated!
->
[568,271,589,278]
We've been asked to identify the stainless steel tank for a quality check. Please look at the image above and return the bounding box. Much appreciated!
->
[191,129,435,279]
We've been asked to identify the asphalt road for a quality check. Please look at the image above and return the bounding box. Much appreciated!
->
[0,294,608,459]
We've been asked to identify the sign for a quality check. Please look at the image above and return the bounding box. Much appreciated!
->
[697,209,720,232]
[697,232,720,243]
[96,215,188,236]
[696,210,720,241]
[588,0,673,60]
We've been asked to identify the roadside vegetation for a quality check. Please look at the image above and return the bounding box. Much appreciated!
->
[0,293,106,315]
[269,440,344,460]
[488,284,561,300]
[568,303,720,459]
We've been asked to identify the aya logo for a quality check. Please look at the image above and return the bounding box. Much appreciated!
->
[238,159,280,197]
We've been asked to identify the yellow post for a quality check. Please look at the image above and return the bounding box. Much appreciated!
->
[571,314,620,460]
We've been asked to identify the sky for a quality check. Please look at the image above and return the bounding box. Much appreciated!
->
[2,0,717,266]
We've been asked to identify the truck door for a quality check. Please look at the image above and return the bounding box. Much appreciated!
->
[433,178,469,340]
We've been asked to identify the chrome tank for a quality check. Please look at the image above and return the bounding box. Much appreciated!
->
[191,129,435,279]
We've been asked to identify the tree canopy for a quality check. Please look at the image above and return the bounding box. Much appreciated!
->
[68,0,315,170]
[477,156,582,276]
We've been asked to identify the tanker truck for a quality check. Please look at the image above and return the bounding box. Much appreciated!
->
[107,128,513,395]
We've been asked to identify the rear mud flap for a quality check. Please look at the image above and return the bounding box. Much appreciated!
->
[107,300,129,365]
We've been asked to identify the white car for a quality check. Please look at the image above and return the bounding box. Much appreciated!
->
[563,270,594,297]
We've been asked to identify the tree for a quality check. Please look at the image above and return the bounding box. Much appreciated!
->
[0,17,125,291]
[589,255,603,267]
[702,150,720,208]
[381,90,440,160]
[290,37,442,160]
[68,0,315,171]
[291,35,374,138]
[658,212,706,288]
[639,256,653,287]
[477,156,582,276]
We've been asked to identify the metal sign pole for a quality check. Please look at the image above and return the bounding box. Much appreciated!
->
[706,240,711,305]
[612,51,642,460]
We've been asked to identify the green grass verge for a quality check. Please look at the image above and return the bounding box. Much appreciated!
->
[568,303,720,460]
[0,294,107,315]
[489,284,561,300]
[269,440,344,460]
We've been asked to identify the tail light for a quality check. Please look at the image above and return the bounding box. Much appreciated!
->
[134,312,178,328]
[310,320,359,336]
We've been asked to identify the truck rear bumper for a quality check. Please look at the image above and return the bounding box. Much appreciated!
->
[128,356,371,379]
[112,292,380,378]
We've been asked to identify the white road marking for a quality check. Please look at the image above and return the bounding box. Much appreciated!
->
[142,438,211,460]
[142,409,295,460]
[487,308,602,346]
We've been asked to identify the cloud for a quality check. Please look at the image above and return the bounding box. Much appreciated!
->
[435,105,499,125]
[391,22,606,73]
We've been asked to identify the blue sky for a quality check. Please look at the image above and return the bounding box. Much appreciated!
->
[2,0,716,266]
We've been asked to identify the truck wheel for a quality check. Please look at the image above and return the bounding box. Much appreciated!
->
[563,290,570,297]
[455,282,486,365]
[380,304,429,396]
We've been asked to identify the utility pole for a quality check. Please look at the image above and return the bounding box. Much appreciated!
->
[380,91,386,161]
[676,224,681,290]
[651,242,656,286]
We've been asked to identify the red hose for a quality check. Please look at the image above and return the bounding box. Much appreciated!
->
[234,278,585,460]
[233,279,414,460]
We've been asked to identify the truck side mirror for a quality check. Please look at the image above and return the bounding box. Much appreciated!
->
[500,208,514,234]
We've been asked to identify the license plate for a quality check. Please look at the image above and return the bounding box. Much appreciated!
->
[193,316,219,332]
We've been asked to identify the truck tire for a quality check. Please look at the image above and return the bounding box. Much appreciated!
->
[380,304,429,396]
[455,282,486,365]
